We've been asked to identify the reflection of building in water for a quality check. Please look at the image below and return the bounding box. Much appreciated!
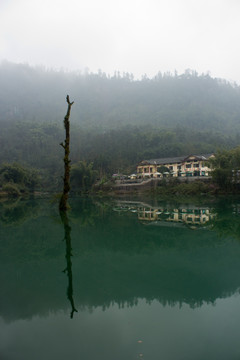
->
[138,207,213,225]
[114,201,215,227]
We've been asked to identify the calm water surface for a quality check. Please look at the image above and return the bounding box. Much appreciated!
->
[1,196,240,360]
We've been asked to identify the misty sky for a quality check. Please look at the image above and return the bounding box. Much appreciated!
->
[1,0,240,82]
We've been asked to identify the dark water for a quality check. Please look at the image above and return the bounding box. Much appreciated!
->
[1,196,240,360]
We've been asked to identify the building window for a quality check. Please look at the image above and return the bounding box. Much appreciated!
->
[150,168,153,173]
[186,164,192,169]
[144,168,147,173]
[169,166,173,170]
[194,163,199,168]
[177,165,181,170]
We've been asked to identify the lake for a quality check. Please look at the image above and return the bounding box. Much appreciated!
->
[1,196,240,360]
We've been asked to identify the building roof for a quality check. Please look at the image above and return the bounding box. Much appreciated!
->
[138,153,214,166]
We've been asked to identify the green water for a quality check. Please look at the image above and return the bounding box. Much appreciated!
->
[1,196,240,359]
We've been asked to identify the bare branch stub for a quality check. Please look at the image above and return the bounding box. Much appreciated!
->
[66,95,74,106]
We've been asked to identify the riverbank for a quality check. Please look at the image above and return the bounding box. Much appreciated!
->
[0,176,238,199]
[95,177,220,196]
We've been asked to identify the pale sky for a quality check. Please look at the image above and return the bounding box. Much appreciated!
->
[1,0,240,82]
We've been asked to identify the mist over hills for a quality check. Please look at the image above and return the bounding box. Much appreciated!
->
[1,61,240,185]
[1,61,240,132]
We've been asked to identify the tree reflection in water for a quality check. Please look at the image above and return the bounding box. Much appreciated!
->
[60,211,78,318]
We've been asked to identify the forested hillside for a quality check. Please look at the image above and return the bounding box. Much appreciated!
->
[1,61,240,131]
[1,61,240,191]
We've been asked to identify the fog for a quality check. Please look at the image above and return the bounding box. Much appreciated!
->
[1,0,240,82]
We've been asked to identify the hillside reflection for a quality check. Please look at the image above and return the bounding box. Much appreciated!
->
[1,197,240,321]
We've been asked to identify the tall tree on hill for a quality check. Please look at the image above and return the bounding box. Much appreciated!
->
[59,95,74,212]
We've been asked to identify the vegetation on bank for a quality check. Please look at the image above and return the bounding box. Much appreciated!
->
[153,179,214,196]
[209,146,240,191]
[0,163,39,197]
[1,147,240,197]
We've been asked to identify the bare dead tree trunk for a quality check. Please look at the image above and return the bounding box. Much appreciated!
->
[59,95,74,212]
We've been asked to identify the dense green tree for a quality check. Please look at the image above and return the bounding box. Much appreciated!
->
[71,161,98,192]
[209,147,240,190]
[0,163,39,195]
